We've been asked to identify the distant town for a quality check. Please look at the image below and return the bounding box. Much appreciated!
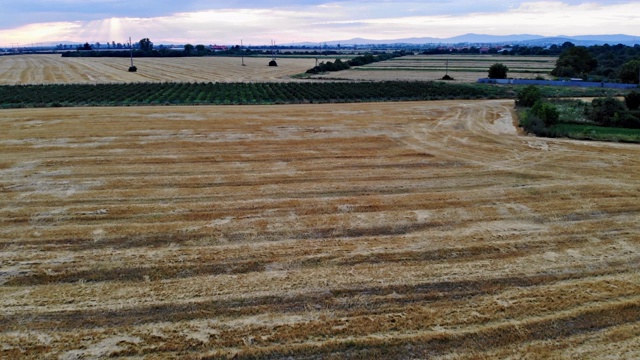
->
[2,33,638,55]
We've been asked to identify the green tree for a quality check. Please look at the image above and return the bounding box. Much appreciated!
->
[139,38,153,52]
[531,100,559,127]
[561,41,575,50]
[515,85,542,107]
[195,44,206,52]
[618,59,640,84]
[588,97,630,127]
[488,63,508,79]
[333,59,350,70]
[551,46,597,78]
[184,44,194,54]
[625,91,640,110]
[322,61,338,72]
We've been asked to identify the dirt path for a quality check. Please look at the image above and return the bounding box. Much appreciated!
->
[1,100,639,359]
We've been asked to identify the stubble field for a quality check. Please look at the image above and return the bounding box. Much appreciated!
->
[0,54,316,85]
[1,54,557,85]
[1,100,639,359]
[311,55,557,82]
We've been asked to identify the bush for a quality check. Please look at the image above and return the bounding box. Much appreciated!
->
[519,110,553,137]
[333,59,350,70]
[531,100,560,127]
[625,91,640,110]
[619,60,640,84]
[515,85,542,107]
[588,96,631,127]
[488,63,508,79]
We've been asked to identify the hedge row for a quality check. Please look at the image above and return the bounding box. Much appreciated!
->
[306,51,406,74]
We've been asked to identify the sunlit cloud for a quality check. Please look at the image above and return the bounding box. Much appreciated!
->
[0,1,638,46]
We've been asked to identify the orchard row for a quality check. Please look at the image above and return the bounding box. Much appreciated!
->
[0,81,507,108]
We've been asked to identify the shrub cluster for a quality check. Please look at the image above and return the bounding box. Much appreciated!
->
[518,85,640,139]
[515,85,542,107]
[587,96,640,128]
[625,91,640,110]
[517,92,559,135]
[531,100,559,127]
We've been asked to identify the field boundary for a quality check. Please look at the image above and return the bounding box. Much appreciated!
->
[478,78,639,90]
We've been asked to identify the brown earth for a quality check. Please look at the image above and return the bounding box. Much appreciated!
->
[1,100,639,359]
[0,54,316,85]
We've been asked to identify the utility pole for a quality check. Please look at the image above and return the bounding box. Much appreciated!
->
[272,40,276,61]
[241,39,245,66]
[446,55,449,76]
[130,37,134,67]
[128,37,137,72]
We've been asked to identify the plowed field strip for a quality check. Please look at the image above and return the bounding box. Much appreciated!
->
[3,234,619,286]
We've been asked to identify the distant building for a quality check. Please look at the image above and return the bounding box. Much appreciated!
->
[210,45,228,51]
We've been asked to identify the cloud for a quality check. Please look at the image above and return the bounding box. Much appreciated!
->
[0,0,329,29]
[0,1,638,46]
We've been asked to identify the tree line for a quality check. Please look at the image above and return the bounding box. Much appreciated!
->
[305,51,407,74]
[422,42,576,56]
[60,38,394,59]
[551,43,640,83]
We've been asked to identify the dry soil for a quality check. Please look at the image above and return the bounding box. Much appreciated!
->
[1,100,639,359]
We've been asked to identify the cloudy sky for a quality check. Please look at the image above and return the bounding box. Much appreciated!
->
[0,1,638,46]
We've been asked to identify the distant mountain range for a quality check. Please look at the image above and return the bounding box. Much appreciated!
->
[14,33,639,49]
[303,34,640,47]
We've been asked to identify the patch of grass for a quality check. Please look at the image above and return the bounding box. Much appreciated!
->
[550,99,591,124]
[535,86,625,98]
[551,123,640,143]
[355,68,551,74]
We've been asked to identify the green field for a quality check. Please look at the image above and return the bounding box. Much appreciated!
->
[0,81,509,108]
[1,81,631,109]
[551,123,640,143]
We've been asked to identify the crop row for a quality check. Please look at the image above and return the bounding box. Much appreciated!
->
[0,81,509,108]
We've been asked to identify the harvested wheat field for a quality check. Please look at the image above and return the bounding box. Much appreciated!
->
[312,55,556,82]
[1,100,640,359]
[0,54,315,85]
